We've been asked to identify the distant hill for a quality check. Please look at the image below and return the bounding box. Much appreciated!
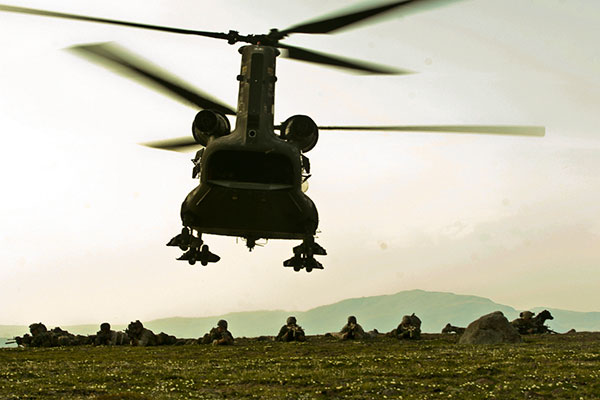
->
[2,290,598,340]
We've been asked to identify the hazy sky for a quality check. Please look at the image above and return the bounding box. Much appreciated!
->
[1,0,599,326]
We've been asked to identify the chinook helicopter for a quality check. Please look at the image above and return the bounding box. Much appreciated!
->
[0,1,544,272]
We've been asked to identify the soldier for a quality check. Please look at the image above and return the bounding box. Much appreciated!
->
[14,334,32,347]
[199,319,234,345]
[51,327,78,346]
[388,313,421,340]
[95,322,113,345]
[156,332,178,346]
[441,323,466,335]
[276,316,306,342]
[95,322,129,346]
[29,322,55,347]
[126,320,157,346]
[511,310,554,334]
[511,311,536,334]
[339,316,367,340]
[532,310,554,333]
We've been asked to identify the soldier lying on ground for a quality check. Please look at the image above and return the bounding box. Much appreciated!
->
[14,323,90,347]
[338,316,367,340]
[441,323,466,335]
[199,319,234,345]
[126,320,157,346]
[276,316,306,342]
[95,322,129,346]
[156,332,179,345]
[511,310,555,334]
[388,313,422,340]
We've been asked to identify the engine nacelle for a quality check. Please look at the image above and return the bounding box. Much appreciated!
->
[280,115,318,153]
[192,110,231,146]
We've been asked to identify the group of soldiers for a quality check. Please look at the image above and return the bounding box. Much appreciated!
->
[13,323,93,347]
[276,314,422,342]
[441,309,555,335]
[11,314,422,348]
[510,310,555,334]
[10,309,554,348]
[13,320,221,348]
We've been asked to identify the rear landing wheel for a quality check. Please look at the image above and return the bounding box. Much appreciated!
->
[284,238,326,272]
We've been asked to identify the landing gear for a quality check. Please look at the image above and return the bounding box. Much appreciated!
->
[167,228,220,266]
[283,237,326,273]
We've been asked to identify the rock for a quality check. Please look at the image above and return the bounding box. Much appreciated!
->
[459,311,522,344]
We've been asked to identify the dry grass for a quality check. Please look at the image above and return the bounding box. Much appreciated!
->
[1,333,599,399]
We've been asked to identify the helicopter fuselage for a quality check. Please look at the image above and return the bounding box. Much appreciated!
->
[181,45,319,243]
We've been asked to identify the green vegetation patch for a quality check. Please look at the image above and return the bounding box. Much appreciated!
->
[1,333,599,399]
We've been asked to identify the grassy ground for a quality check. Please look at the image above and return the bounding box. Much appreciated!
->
[1,333,599,399]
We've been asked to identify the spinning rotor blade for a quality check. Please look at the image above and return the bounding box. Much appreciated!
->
[278,43,409,75]
[142,137,199,152]
[279,0,459,35]
[0,4,230,39]
[69,42,235,115]
[316,125,546,136]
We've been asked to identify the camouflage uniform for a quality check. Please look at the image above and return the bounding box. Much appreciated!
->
[95,322,129,346]
[276,316,306,342]
[29,323,55,347]
[441,323,465,335]
[511,311,537,334]
[200,320,234,345]
[511,310,554,334]
[156,332,178,345]
[126,320,157,346]
[389,314,421,340]
[340,316,367,340]
[15,323,84,347]
[51,327,79,346]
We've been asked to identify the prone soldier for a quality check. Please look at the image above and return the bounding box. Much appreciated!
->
[276,316,306,342]
[156,332,178,345]
[339,316,367,340]
[15,323,84,347]
[126,320,157,346]
[95,322,129,345]
[441,323,465,335]
[511,310,554,334]
[199,319,234,345]
[388,313,422,340]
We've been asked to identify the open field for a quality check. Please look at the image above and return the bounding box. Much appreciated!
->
[1,333,599,399]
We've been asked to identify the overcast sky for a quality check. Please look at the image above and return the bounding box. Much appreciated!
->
[1,0,599,326]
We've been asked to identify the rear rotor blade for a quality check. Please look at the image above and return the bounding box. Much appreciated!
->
[278,43,410,75]
[69,42,235,115]
[0,4,230,39]
[279,0,460,35]
[316,125,546,136]
[141,137,200,152]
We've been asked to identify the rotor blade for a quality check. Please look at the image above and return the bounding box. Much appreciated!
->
[0,4,230,39]
[279,0,459,35]
[141,137,200,152]
[315,125,546,136]
[278,43,410,75]
[69,42,236,115]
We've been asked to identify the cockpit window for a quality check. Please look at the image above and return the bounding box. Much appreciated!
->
[207,150,294,185]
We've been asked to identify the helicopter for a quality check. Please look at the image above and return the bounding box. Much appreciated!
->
[0,1,544,272]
